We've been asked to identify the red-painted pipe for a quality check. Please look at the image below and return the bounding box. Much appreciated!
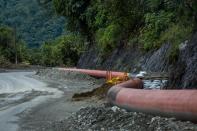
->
[107,79,197,121]
[59,68,197,121]
[58,68,126,78]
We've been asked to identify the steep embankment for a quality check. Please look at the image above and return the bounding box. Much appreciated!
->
[78,43,171,72]
[51,0,196,88]
[78,32,197,89]
[169,32,197,89]
[0,0,65,47]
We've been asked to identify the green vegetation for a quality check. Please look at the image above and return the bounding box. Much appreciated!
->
[0,26,29,66]
[0,25,84,67]
[96,24,121,54]
[0,0,65,47]
[28,34,85,66]
[53,0,197,61]
[1,0,197,67]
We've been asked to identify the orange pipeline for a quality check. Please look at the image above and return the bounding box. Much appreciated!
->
[60,68,197,121]
[59,68,127,78]
[108,79,197,122]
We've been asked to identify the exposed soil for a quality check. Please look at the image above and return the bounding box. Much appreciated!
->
[17,68,104,131]
[72,83,113,101]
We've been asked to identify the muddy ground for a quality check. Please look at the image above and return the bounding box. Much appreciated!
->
[17,68,104,131]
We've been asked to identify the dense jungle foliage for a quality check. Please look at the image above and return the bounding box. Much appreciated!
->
[1,0,197,67]
[0,0,65,47]
[53,0,197,61]
[0,0,80,67]
[0,25,84,66]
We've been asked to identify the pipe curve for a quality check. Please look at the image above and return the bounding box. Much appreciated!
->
[60,68,197,121]
[107,79,197,121]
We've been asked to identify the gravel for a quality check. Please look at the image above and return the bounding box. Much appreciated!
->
[32,68,197,131]
[43,105,197,131]
[35,68,105,93]
[36,68,97,81]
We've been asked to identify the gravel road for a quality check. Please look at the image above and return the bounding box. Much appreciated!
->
[0,71,65,131]
[0,70,103,131]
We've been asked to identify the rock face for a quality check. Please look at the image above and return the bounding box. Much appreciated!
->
[169,33,197,89]
[78,44,172,73]
[78,33,197,89]
[0,0,65,47]
[78,45,143,71]
[141,43,171,72]
[78,44,171,72]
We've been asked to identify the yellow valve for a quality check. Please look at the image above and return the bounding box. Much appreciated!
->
[106,71,129,85]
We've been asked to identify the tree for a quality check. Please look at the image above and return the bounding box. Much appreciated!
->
[0,25,29,64]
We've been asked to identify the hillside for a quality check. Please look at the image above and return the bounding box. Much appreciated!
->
[53,0,197,89]
[0,1,197,130]
[0,0,65,47]
[0,0,196,88]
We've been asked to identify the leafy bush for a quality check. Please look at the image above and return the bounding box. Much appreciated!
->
[39,34,84,66]
[0,55,11,67]
[160,24,193,45]
[140,11,175,50]
[59,34,84,66]
[28,48,42,65]
[96,24,121,54]
[162,24,193,63]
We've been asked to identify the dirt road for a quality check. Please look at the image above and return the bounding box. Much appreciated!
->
[0,71,102,131]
